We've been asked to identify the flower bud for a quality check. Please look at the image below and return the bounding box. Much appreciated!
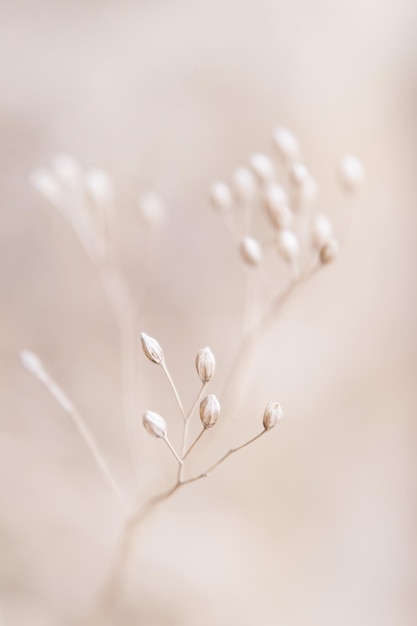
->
[195,347,215,383]
[210,182,233,212]
[320,238,339,264]
[272,126,300,163]
[199,394,220,429]
[263,401,283,430]
[232,167,256,203]
[140,332,164,364]
[20,350,46,381]
[276,230,300,263]
[30,169,62,207]
[51,154,81,186]
[85,169,113,204]
[339,155,364,192]
[249,153,275,185]
[239,236,262,266]
[312,214,333,249]
[143,410,167,438]
[264,183,293,230]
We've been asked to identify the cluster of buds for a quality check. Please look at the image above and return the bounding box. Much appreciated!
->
[210,126,363,281]
[140,331,283,477]
[30,155,165,263]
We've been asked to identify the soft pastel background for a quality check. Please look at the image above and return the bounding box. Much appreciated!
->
[0,1,416,625]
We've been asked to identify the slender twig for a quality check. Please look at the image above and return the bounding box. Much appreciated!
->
[161,362,187,422]
[21,355,129,516]
[178,382,207,481]
[183,428,205,460]
[163,437,183,465]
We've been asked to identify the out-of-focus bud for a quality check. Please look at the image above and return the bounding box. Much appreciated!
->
[263,401,283,430]
[210,182,233,212]
[143,410,167,438]
[339,155,364,192]
[312,214,333,249]
[140,332,164,364]
[51,154,81,186]
[20,350,46,381]
[138,191,164,225]
[85,169,113,204]
[272,126,300,163]
[249,153,275,185]
[276,230,300,263]
[232,167,257,203]
[239,236,262,267]
[199,394,220,429]
[264,183,293,230]
[320,238,339,264]
[30,169,62,207]
[195,347,215,383]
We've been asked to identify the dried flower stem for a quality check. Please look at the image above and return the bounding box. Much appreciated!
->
[179,382,207,480]
[86,427,268,623]
[23,358,129,516]
[161,362,187,422]
[183,427,205,460]
[163,437,183,465]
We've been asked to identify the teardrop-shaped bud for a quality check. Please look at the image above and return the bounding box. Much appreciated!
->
[239,236,262,266]
[199,394,221,429]
[276,230,300,263]
[195,347,215,383]
[140,332,164,364]
[143,410,167,438]
[210,182,233,212]
[319,238,339,264]
[312,214,333,249]
[263,401,283,430]
[339,155,364,192]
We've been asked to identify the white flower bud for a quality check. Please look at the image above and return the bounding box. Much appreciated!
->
[312,214,333,249]
[20,350,46,381]
[51,154,81,186]
[140,332,164,364]
[249,153,275,185]
[195,347,215,383]
[138,191,164,225]
[239,236,262,267]
[264,183,293,230]
[339,155,364,192]
[143,410,167,438]
[320,238,339,264]
[263,401,283,430]
[85,169,113,204]
[272,126,300,163]
[30,169,62,207]
[199,394,220,429]
[289,162,309,186]
[276,230,300,263]
[232,167,257,203]
[210,182,233,212]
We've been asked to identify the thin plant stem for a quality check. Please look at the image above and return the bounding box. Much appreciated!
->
[25,362,129,516]
[178,382,207,481]
[163,437,183,465]
[161,362,187,421]
[183,427,205,460]
[85,426,269,623]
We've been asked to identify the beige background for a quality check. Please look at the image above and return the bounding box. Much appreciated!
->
[0,0,416,624]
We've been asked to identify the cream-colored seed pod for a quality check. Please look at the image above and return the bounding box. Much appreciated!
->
[339,155,364,192]
[140,332,164,364]
[85,169,113,204]
[320,238,339,264]
[264,183,293,230]
[249,153,275,185]
[232,167,257,203]
[199,394,221,429]
[52,154,81,186]
[143,410,167,438]
[263,401,283,430]
[272,126,300,163]
[312,214,333,249]
[195,347,215,383]
[276,230,300,263]
[30,169,63,208]
[210,181,233,212]
[239,236,262,267]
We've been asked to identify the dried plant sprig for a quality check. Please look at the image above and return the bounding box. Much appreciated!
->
[263,401,284,430]
[20,350,129,516]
